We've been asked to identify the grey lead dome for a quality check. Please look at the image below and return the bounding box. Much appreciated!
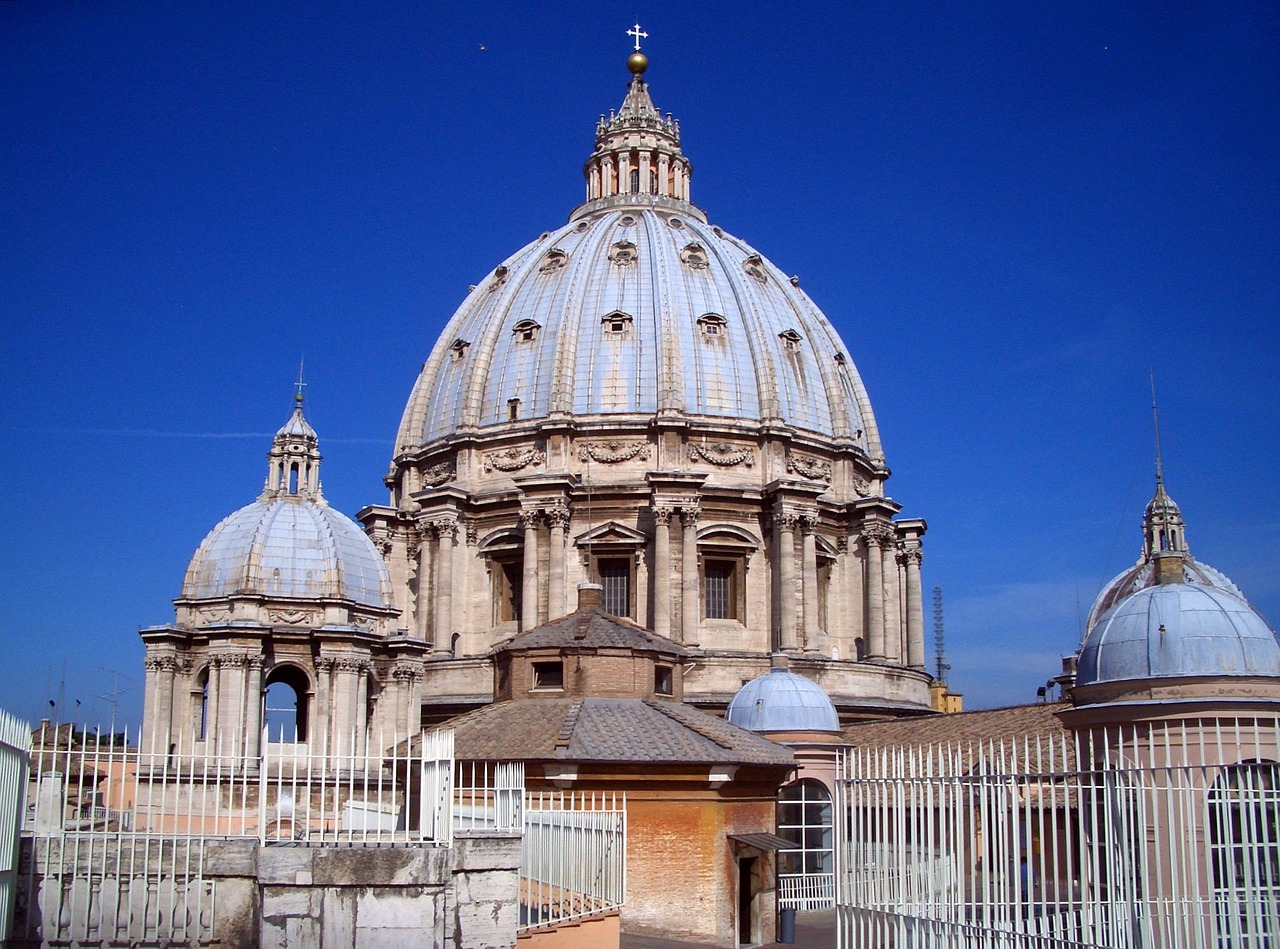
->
[726,668,841,733]
[182,498,392,609]
[1077,584,1280,685]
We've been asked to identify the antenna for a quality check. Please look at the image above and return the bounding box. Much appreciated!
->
[932,586,950,685]
[1149,369,1164,484]
[97,666,132,741]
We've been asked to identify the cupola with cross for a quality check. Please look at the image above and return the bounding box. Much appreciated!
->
[581,24,692,207]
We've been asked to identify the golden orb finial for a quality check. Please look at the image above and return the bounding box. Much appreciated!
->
[627,51,649,75]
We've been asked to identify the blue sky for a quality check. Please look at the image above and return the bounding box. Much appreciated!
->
[1,1,1277,727]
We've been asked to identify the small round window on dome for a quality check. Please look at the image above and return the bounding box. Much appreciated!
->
[619,214,636,226]
[681,243,709,270]
[668,216,684,228]
[539,249,568,274]
[609,241,638,267]
[575,220,589,232]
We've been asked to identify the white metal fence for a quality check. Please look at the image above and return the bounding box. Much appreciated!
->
[0,709,31,945]
[519,791,626,933]
[26,724,455,844]
[836,716,1280,949]
[16,722,457,946]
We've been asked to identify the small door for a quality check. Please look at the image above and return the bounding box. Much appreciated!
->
[738,856,757,945]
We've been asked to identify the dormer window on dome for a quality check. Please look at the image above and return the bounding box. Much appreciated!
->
[744,254,768,284]
[698,312,727,338]
[489,265,510,291]
[602,310,633,335]
[449,338,471,361]
[779,329,803,352]
[513,319,541,342]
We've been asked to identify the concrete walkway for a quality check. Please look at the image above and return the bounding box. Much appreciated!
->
[620,910,835,949]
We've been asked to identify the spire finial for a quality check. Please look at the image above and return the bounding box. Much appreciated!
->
[294,357,307,408]
[626,23,649,75]
[1149,369,1164,484]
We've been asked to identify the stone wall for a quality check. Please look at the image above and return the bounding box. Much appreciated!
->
[16,833,520,949]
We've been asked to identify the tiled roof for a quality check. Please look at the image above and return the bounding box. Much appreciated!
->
[442,697,794,767]
[494,607,691,657]
[844,703,1076,772]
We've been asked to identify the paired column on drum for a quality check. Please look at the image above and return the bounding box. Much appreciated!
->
[770,498,821,654]
[414,512,460,653]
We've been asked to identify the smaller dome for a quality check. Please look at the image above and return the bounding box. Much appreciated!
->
[1077,583,1280,686]
[182,497,392,610]
[726,668,840,733]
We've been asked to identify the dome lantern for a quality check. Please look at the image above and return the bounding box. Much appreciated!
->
[581,35,691,208]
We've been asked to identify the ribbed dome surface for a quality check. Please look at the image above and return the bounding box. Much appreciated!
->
[396,207,880,454]
[1077,583,1280,685]
[182,497,392,609]
[725,668,841,733]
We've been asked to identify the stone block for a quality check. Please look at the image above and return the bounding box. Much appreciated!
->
[257,846,315,885]
[201,838,259,877]
[261,885,319,920]
[451,833,521,872]
[322,887,356,946]
[354,888,430,929]
[312,845,433,887]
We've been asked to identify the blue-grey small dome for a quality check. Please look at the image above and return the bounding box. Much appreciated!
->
[725,668,840,733]
[1077,583,1280,686]
[181,497,392,610]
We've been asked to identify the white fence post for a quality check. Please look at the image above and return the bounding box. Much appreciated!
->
[0,709,31,945]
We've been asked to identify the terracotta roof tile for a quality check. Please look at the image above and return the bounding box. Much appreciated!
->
[442,698,794,767]
[844,703,1076,773]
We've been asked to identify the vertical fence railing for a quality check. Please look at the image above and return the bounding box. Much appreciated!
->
[25,724,455,844]
[18,722,458,946]
[518,790,626,933]
[0,709,32,946]
[835,716,1280,949]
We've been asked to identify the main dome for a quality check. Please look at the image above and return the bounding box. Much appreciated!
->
[395,64,880,460]
[396,209,877,453]
[361,52,933,726]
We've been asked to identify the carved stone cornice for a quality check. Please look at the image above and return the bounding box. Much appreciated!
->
[786,453,832,481]
[421,461,456,487]
[268,608,319,626]
[484,446,545,473]
[688,442,754,468]
[578,440,651,464]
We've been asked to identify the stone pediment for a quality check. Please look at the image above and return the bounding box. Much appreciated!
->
[573,521,647,548]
